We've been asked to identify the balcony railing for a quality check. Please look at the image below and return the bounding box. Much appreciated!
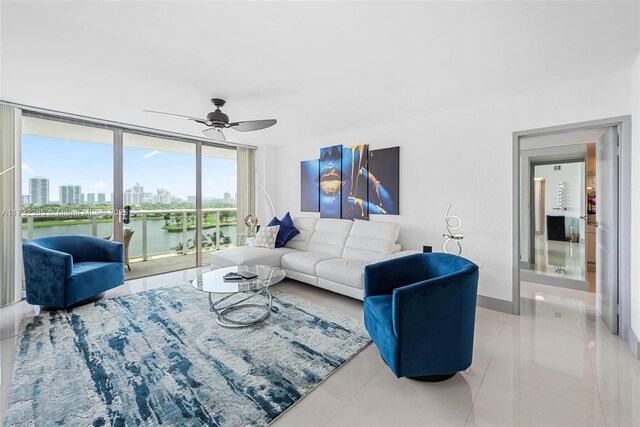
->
[21,207,238,262]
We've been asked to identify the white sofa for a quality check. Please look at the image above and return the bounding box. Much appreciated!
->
[210,217,419,300]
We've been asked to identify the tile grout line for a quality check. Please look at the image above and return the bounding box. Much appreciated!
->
[316,362,385,426]
[583,324,613,426]
[485,303,608,416]
[489,302,608,415]
[465,316,506,422]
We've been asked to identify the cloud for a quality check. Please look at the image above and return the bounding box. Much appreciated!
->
[93,181,106,189]
[22,163,33,172]
[143,151,161,160]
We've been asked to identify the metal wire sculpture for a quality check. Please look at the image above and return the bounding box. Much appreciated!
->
[443,203,464,256]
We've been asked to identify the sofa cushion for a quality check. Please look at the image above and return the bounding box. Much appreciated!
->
[285,217,318,251]
[316,258,370,289]
[251,225,279,249]
[343,220,399,262]
[281,251,338,276]
[267,213,300,248]
[210,246,296,268]
[65,261,125,306]
[306,218,353,257]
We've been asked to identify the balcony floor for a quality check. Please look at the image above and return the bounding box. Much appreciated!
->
[125,254,200,280]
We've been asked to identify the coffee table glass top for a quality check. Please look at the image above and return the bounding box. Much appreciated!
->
[192,265,285,294]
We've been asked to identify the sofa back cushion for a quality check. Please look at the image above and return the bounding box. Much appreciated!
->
[343,220,400,262]
[285,217,319,251]
[307,219,354,257]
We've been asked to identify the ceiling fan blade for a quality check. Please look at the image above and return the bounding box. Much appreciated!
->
[202,127,227,141]
[229,119,277,132]
[142,110,210,124]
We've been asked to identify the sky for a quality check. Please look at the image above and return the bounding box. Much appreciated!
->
[21,134,237,202]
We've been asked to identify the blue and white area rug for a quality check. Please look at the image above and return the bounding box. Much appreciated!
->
[4,284,371,426]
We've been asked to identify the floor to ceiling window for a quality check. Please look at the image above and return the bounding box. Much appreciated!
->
[19,113,243,281]
[20,116,114,241]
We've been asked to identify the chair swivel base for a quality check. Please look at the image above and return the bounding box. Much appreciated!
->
[409,373,456,382]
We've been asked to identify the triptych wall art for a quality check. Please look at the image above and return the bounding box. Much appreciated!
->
[300,144,399,219]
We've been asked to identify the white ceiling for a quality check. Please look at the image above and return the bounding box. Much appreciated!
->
[1,1,639,146]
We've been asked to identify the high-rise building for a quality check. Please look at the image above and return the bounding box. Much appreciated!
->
[97,193,106,204]
[86,193,95,205]
[124,183,144,206]
[21,195,30,205]
[156,188,171,205]
[187,196,196,205]
[224,192,232,204]
[59,185,82,205]
[29,177,49,205]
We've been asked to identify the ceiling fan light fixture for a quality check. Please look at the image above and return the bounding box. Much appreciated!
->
[202,127,227,141]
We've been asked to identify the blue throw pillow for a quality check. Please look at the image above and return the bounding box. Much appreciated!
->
[267,213,300,248]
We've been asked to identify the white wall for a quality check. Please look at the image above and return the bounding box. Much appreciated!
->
[631,53,640,342]
[269,68,631,303]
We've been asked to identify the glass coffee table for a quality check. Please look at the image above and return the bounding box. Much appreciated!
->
[191,265,285,328]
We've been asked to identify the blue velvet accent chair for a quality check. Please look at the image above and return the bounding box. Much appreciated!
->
[23,235,125,309]
[364,253,479,381]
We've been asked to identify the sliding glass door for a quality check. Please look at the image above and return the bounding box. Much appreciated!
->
[122,133,197,279]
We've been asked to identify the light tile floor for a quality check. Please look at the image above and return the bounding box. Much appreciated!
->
[1,269,639,426]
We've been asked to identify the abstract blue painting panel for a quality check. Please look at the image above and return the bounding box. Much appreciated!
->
[320,145,342,218]
[300,159,320,212]
[368,147,400,215]
[341,144,369,220]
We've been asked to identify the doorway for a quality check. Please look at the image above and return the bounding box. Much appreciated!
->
[521,155,589,290]
[513,116,631,339]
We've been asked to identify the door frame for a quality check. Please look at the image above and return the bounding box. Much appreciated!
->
[512,116,631,342]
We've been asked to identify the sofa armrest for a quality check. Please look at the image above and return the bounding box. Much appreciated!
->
[22,242,73,307]
[364,253,429,298]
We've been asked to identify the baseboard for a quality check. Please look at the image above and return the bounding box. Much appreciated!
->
[477,295,513,314]
[629,327,640,360]
[520,270,589,291]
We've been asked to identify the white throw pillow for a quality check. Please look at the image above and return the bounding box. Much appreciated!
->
[251,225,280,249]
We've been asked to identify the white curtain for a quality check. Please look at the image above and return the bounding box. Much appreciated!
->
[236,146,256,244]
[0,105,21,306]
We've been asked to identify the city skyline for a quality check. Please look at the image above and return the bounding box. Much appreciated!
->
[24,178,237,205]
[21,134,238,203]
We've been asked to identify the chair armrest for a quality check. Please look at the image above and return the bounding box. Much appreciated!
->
[68,236,124,263]
[22,242,73,307]
[391,268,479,338]
[364,253,429,297]
[92,238,124,263]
